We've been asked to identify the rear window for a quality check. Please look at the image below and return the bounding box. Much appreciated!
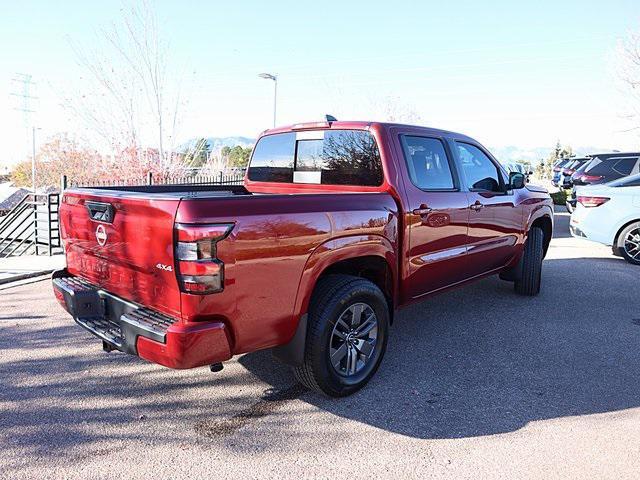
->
[564,161,578,169]
[586,157,638,176]
[247,130,383,186]
[574,159,592,173]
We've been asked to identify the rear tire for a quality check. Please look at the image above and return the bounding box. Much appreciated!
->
[514,227,544,296]
[293,274,389,397]
[617,221,640,266]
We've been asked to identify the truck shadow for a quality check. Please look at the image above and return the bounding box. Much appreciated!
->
[2,250,638,471]
[239,253,640,439]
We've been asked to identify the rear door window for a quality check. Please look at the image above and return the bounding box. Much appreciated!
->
[400,136,456,190]
[611,158,638,175]
[248,130,383,186]
[587,157,637,176]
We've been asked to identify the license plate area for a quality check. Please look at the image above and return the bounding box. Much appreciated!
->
[71,289,105,319]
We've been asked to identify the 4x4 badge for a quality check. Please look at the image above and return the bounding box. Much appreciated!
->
[95,224,107,246]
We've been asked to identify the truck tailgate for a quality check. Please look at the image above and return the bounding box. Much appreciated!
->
[60,190,182,319]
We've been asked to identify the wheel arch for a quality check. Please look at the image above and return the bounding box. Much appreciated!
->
[273,235,397,367]
[295,235,397,321]
[613,218,640,248]
[530,214,553,256]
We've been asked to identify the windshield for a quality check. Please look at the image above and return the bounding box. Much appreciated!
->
[608,173,640,187]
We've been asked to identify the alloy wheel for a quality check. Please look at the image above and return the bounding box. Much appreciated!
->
[329,303,378,377]
[624,228,640,260]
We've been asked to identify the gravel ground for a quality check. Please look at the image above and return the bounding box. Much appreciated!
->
[2,211,640,479]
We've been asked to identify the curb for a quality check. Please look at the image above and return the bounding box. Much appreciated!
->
[0,269,54,286]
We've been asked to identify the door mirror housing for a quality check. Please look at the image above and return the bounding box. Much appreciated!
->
[509,172,526,189]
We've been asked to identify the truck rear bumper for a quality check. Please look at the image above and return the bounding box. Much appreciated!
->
[52,269,232,369]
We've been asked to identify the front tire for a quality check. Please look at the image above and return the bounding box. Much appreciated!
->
[293,275,389,397]
[617,221,640,266]
[514,227,544,296]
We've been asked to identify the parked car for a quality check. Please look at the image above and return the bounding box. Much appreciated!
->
[502,162,533,184]
[566,160,593,212]
[552,159,572,186]
[558,157,589,189]
[566,152,640,212]
[52,120,553,397]
[570,173,640,265]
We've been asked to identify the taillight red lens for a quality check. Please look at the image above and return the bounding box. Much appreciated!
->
[177,224,233,242]
[564,169,575,175]
[175,223,234,294]
[577,196,610,207]
[579,174,603,183]
[178,260,222,276]
[553,167,560,172]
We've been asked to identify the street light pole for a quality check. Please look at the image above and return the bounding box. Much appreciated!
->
[32,126,36,194]
[258,73,277,128]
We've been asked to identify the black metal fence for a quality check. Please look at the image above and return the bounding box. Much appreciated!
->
[0,193,62,257]
[63,171,245,189]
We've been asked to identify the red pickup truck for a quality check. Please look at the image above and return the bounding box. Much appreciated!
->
[53,120,553,396]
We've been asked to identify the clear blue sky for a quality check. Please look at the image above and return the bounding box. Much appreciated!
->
[1,0,639,167]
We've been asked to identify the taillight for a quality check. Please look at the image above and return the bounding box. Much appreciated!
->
[579,174,603,183]
[175,223,234,294]
[292,121,331,130]
[553,167,561,172]
[564,169,575,175]
[577,196,610,208]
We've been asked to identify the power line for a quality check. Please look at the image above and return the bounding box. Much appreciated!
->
[10,73,38,192]
[11,73,37,121]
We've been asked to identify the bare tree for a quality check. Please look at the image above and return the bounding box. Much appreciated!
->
[371,95,423,124]
[617,29,640,134]
[64,0,187,172]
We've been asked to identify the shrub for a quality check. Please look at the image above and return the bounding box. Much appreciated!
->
[550,189,570,205]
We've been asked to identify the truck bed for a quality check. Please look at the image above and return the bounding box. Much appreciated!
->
[74,183,251,200]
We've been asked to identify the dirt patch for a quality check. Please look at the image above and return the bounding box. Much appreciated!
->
[194,384,306,438]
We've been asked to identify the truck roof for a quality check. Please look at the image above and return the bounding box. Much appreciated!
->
[259,120,477,143]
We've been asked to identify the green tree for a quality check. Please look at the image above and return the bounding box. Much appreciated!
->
[224,145,252,168]
[182,138,209,168]
[537,140,573,180]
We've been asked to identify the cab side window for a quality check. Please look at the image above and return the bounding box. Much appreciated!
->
[456,142,504,193]
[400,136,456,190]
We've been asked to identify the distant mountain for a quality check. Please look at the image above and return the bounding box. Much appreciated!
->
[489,145,610,164]
[180,138,616,165]
[180,136,255,153]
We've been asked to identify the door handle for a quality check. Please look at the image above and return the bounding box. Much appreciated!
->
[412,206,433,216]
[470,201,484,211]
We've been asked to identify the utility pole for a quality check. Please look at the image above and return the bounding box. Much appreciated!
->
[11,73,37,192]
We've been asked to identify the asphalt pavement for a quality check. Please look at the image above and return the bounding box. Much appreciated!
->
[1,210,640,479]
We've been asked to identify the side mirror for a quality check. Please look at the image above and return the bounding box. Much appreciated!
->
[509,172,526,189]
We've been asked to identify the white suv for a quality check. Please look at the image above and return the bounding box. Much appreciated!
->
[570,174,640,265]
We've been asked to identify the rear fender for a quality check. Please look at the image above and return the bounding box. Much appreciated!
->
[294,234,397,320]
[273,235,396,367]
